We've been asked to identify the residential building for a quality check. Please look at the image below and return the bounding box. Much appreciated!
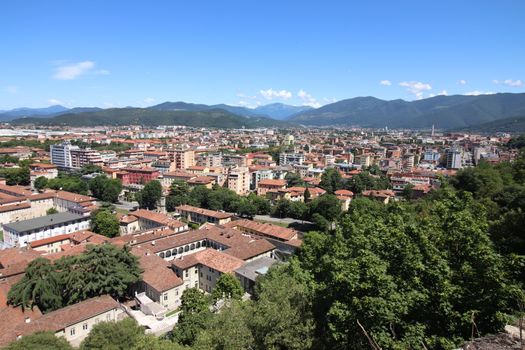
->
[227,167,250,195]
[175,205,233,225]
[2,212,91,247]
[279,153,304,166]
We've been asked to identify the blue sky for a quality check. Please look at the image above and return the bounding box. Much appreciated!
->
[1,0,524,109]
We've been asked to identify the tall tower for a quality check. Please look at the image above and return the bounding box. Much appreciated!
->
[431,124,435,137]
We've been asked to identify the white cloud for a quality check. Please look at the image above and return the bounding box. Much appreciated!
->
[238,100,261,109]
[399,81,432,99]
[503,79,522,87]
[464,90,495,96]
[429,90,448,98]
[379,80,392,86]
[47,98,63,105]
[457,79,467,85]
[298,89,321,108]
[323,97,337,104]
[5,85,19,94]
[53,61,110,80]
[95,69,110,76]
[259,88,292,100]
[144,97,155,104]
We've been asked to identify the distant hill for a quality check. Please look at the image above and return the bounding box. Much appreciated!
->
[148,101,309,119]
[0,106,103,121]
[9,108,290,128]
[288,93,525,129]
[0,105,69,120]
[457,115,525,133]
[254,103,312,120]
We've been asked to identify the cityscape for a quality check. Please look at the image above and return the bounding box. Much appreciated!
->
[1,1,524,350]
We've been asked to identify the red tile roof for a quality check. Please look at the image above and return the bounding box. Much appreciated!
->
[224,219,298,241]
[172,248,244,273]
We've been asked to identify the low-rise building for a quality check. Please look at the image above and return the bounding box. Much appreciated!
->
[2,212,91,248]
[175,205,233,225]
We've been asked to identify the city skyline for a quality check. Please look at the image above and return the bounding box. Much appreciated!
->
[1,0,524,109]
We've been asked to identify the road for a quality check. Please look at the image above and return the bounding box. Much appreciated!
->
[114,200,139,212]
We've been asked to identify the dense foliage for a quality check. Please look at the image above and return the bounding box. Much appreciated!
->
[136,180,162,210]
[166,183,271,218]
[7,245,141,313]
[4,331,74,350]
[91,209,120,238]
[89,175,123,203]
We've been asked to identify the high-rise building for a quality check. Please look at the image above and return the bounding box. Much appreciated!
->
[279,153,304,166]
[51,141,103,169]
[446,147,462,169]
[169,149,195,170]
[50,141,76,169]
[227,167,250,195]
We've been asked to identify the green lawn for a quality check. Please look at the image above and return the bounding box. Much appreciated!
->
[115,208,129,215]
[165,308,179,317]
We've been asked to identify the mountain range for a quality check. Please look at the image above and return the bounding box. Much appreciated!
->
[3,93,525,130]
[288,93,525,129]
[9,108,292,129]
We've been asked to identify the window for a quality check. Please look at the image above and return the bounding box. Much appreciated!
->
[106,314,111,321]
[184,245,189,252]
[166,250,172,258]
[178,247,183,254]
[164,294,168,301]
[83,323,88,330]
[70,328,75,336]
[190,243,195,250]
[185,270,189,278]
[196,242,201,248]
[195,269,198,274]
[159,252,165,258]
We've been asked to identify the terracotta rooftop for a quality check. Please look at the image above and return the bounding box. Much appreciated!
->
[14,295,119,337]
[176,205,233,220]
[224,219,298,241]
[0,277,43,348]
[132,248,183,292]
[172,248,244,273]
[258,179,287,187]
[224,239,275,261]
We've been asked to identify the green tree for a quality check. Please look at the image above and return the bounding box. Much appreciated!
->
[211,273,243,301]
[247,193,271,215]
[137,180,162,210]
[303,187,311,202]
[89,175,122,203]
[319,168,343,193]
[80,318,144,350]
[166,180,191,211]
[63,244,141,304]
[308,194,342,222]
[34,176,49,191]
[171,288,212,346]
[46,207,59,215]
[4,331,74,350]
[285,172,304,187]
[345,171,390,194]
[131,334,186,350]
[7,258,63,312]
[250,263,316,350]
[271,199,293,218]
[90,209,120,238]
[193,301,255,350]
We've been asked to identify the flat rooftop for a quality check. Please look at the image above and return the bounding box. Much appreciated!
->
[2,212,86,234]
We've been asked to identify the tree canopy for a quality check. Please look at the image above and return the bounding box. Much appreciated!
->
[91,209,120,238]
[8,245,141,313]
